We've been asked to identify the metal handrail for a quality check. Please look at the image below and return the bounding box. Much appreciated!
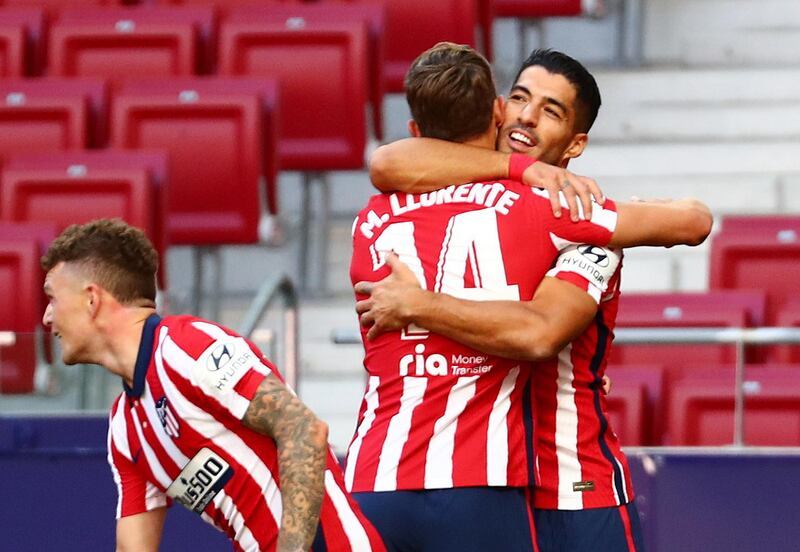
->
[238,274,300,392]
[332,326,800,447]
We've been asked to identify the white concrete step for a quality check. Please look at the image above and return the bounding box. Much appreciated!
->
[569,140,800,177]
[644,0,800,65]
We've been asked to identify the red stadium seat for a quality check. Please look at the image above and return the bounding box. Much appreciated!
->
[610,291,766,368]
[110,77,272,246]
[604,364,664,445]
[709,229,800,325]
[48,7,214,84]
[0,7,45,76]
[0,78,106,162]
[335,0,479,93]
[219,15,368,171]
[0,231,48,393]
[226,3,386,141]
[219,13,369,290]
[719,215,800,237]
[768,299,800,364]
[494,0,585,17]
[666,365,800,446]
[0,154,157,244]
[3,150,170,289]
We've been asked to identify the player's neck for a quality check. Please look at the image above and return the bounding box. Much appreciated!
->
[461,130,497,151]
[97,307,157,387]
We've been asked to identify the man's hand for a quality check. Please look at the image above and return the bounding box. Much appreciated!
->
[522,162,604,221]
[355,253,424,340]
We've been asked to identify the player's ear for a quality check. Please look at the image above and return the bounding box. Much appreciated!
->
[493,96,505,128]
[407,119,422,137]
[85,283,101,318]
[561,132,588,166]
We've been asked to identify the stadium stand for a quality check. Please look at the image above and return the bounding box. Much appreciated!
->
[610,291,766,367]
[0,7,45,76]
[2,150,170,289]
[604,364,665,446]
[226,2,387,141]
[0,231,48,393]
[110,77,265,246]
[709,227,800,326]
[218,12,369,290]
[47,6,214,84]
[334,0,480,93]
[665,364,800,446]
[0,152,157,242]
[0,78,105,163]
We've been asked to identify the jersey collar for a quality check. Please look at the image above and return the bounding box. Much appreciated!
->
[124,313,162,398]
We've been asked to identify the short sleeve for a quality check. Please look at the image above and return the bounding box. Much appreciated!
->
[108,417,168,519]
[546,244,622,303]
[189,332,274,420]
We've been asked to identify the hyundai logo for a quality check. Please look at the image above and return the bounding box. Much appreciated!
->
[577,245,610,267]
[208,344,233,371]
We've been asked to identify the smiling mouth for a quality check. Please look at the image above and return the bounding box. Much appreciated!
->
[509,130,535,148]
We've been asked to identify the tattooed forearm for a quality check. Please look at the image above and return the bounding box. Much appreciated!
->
[243,374,329,552]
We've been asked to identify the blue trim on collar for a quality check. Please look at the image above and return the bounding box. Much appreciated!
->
[124,313,161,398]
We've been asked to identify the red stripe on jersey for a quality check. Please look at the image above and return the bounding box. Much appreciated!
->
[110,425,148,517]
[450,376,496,487]
[348,376,403,491]
[524,486,540,552]
[618,504,639,552]
[233,369,266,401]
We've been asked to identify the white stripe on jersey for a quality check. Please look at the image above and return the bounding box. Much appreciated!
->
[424,376,479,488]
[614,457,629,504]
[108,424,125,519]
[486,367,521,486]
[345,376,380,492]
[213,490,260,552]
[110,397,131,459]
[324,470,372,551]
[154,336,284,525]
[374,377,428,492]
[554,345,584,510]
[531,188,617,231]
[191,320,230,340]
[131,408,172,488]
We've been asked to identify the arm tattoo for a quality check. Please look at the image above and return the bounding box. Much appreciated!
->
[243,374,328,552]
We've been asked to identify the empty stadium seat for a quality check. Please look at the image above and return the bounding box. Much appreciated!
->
[219,14,369,291]
[719,215,800,237]
[604,364,664,446]
[0,231,47,393]
[110,77,272,245]
[219,16,368,171]
[0,78,106,162]
[336,0,479,93]
[0,154,157,243]
[610,291,766,368]
[710,230,800,325]
[3,150,170,289]
[666,365,800,446]
[0,7,45,76]
[48,6,215,84]
[226,2,386,141]
[769,299,800,364]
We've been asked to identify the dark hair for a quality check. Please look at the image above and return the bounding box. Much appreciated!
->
[41,218,158,303]
[404,42,497,142]
[514,49,601,133]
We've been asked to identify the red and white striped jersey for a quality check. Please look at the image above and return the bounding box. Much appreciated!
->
[108,314,385,552]
[533,247,636,510]
[346,180,618,493]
